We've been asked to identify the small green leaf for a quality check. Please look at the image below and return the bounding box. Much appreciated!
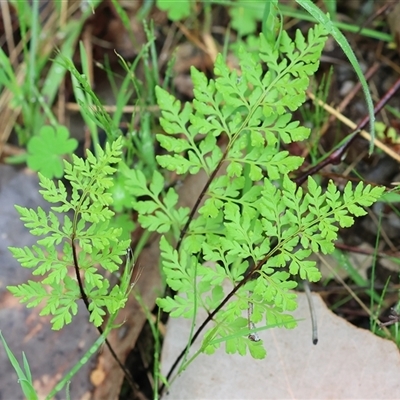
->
[150,170,165,197]
[248,339,267,359]
[27,125,78,179]
[156,0,191,21]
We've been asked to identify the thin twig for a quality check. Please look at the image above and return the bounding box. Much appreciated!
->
[303,280,318,345]
[316,252,390,337]
[319,62,380,137]
[295,76,400,186]
[379,308,400,328]
[0,1,16,65]
[66,102,159,113]
[71,238,141,396]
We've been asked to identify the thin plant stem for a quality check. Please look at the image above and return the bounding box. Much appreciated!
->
[134,291,162,400]
[71,238,140,395]
[303,280,318,345]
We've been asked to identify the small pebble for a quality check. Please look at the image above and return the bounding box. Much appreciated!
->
[339,80,355,97]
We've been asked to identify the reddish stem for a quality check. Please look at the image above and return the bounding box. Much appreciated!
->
[294,76,400,186]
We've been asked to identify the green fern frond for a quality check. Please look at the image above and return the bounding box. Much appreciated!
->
[8,136,133,330]
[145,26,386,360]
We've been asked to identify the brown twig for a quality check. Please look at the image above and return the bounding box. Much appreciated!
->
[295,76,400,187]
[319,62,380,137]
[0,1,16,64]
[379,308,400,328]
[334,242,400,259]
[306,92,400,162]
[316,252,390,336]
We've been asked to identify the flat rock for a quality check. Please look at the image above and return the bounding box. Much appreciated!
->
[161,290,400,399]
[0,165,98,400]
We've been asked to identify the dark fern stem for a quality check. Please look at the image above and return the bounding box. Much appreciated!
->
[70,236,142,397]
[159,251,272,396]
[159,57,400,399]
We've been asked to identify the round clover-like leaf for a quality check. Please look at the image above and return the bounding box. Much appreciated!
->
[27,125,78,179]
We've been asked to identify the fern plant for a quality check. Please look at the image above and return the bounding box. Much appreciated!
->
[7,20,385,391]
[124,24,385,365]
[8,137,133,330]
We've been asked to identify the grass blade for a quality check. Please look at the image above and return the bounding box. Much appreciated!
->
[296,0,375,153]
[0,331,38,400]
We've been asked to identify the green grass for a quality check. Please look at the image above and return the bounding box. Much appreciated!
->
[1,0,102,146]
